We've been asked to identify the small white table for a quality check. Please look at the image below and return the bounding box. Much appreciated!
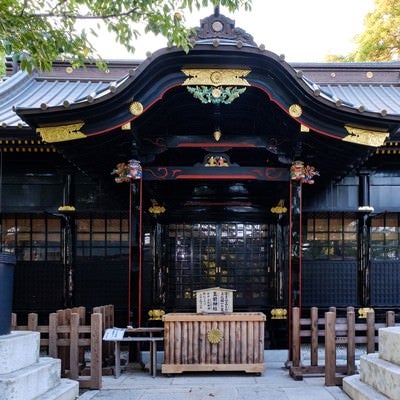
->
[103,327,164,378]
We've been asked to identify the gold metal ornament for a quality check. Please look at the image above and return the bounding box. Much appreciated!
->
[129,101,144,116]
[271,308,288,319]
[148,309,165,321]
[37,122,86,143]
[182,68,251,87]
[289,104,302,118]
[358,307,374,319]
[343,125,388,147]
[213,130,222,141]
[207,328,224,344]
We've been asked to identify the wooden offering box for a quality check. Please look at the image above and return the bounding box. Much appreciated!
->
[162,312,266,374]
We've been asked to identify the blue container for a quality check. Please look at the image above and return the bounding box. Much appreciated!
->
[0,253,16,335]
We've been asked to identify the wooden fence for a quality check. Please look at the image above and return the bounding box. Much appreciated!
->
[11,304,114,390]
[290,306,397,386]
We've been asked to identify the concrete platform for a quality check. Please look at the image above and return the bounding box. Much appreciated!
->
[0,357,61,400]
[79,350,351,400]
[359,353,400,399]
[0,331,39,374]
[343,375,389,400]
[33,379,79,400]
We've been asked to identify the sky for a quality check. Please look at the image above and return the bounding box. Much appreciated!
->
[93,0,376,63]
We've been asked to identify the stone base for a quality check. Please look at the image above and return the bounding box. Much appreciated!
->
[32,379,79,400]
[0,331,39,373]
[0,331,79,400]
[0,357,61,400]
[359,353,400,400]
[343,374,390,400]
[379,327,400,365]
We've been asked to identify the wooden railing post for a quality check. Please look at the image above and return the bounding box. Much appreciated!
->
[49,312,58,358]
[27,313,38,331]
[325,311,336,386]
[310,307,318,367]
[386,311,395,327]
[346,307,356,375]
[366,310,375,354]
[90,313,102,389]
[69,313,80,380]
[11,313,17,329]
[292,307,300,367]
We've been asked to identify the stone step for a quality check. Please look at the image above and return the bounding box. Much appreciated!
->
[0,357,61,400]
[343,374,390,400]
[32,378,79,400]
[359,353,400,400]
[0,331,40,374]
[379,327,400,366]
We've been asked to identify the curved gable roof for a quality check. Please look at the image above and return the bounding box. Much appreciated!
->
[0,10,399,143]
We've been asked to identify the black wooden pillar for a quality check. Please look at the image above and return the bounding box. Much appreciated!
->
[358,172,371,306]
[288,179,302,360]
[61,173,75,308]
[289,179,302,309]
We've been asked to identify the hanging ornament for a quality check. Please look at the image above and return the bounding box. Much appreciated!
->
[111,159,142,183]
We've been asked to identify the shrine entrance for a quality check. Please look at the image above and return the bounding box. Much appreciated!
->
[163,221,287,312]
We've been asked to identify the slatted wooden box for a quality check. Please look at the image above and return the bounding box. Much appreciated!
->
[161,312,266,374]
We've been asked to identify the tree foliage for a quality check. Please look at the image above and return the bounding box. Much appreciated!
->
[326,0,400,62]
[0,0,251,73]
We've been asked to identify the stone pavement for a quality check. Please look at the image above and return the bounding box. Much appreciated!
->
[79,350,351,400]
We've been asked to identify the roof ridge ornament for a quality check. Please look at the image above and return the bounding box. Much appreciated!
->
[191,11,257,46]
[182,68,251,104]
[37,122,86,143]
[343,125,389,147]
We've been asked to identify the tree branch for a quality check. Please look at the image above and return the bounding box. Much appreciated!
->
[22,7,142,21]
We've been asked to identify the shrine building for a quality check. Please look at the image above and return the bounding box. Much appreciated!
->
[1,10,400,347]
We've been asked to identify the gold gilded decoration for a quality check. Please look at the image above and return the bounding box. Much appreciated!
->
[289,104,302,118]
[121,122,131,130]
[212,88,222,98]
[182,68,251,87]
[213,130,222,141]
[111,160,142,183]
[129,101,144,116]
[271,308,287,320]
[148,199,166,215]
[58,205,76,212]
[207,328,224,344]
[37,122,86,143]
[358,307,374,319]
[205,155,229,167]
[343,125,388,147]
[271,199,287,214]
[148,309,165,321]
[290,161,319,184]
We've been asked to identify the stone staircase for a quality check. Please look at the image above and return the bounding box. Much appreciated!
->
[343,326,400,400]
[0,331,79,400]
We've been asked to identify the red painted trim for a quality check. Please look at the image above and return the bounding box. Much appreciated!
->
[299,182,303,313]
[127,183,132,325]
[288,180,293,359]
[84,83,182,137]
[176,174,258,179]
[251,83,343,140]
[138,179,143,326]
[177,143,256,148]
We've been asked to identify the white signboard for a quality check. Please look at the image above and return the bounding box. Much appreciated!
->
[195,287,235,313]
[103,327,126,341]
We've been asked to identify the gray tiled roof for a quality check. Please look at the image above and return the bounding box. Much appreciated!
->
[2,60,400,131]
[318,84,400,115]
[0,71,112,128]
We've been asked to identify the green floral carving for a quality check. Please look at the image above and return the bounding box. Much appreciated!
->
[186,86,247,104]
